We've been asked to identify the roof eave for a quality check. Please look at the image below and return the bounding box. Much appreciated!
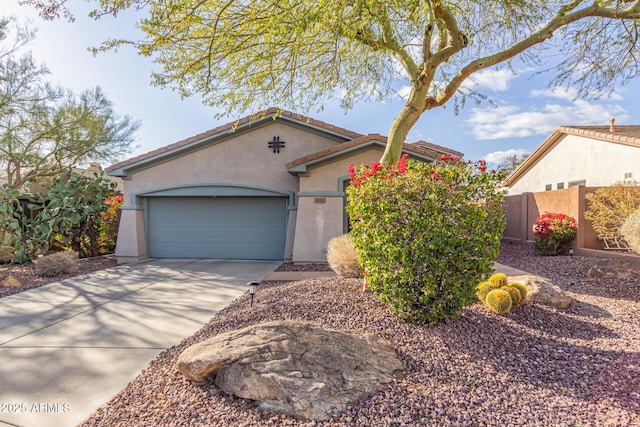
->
[287,139,441,175]
[106,108,364,178]
[505,128,564,187]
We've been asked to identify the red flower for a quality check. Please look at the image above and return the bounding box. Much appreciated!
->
[396,154,409,174]
[440,154,460,163]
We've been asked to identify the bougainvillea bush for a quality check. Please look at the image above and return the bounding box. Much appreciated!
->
[533,212,578,256]
[346,155,506,325]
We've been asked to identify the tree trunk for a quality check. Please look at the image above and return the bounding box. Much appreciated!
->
[379,87,427,165]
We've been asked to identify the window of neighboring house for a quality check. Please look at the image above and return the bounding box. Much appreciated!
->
[545,184,552,191]
[568,180,586,187]
[625,172,633,179]
[557,182,564,190]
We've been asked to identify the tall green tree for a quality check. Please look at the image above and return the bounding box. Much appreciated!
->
[0,17,139,188]
[24,1,640,164]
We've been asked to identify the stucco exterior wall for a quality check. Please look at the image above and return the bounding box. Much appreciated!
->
[115,207,148,263]
[292,197,345,262]
[292,147,384,262]
[121,122,338,202]
[115,122,342,262]
[503,186,601,251]
[298,148,384,192]
[508,135,640,195]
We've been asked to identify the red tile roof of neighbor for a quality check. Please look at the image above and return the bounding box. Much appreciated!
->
[106,107,464,174]
[505,121,640,187]
[105,108,364,173]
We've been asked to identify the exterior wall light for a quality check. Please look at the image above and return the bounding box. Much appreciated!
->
[247,281,260,307]
[268,136,285,153]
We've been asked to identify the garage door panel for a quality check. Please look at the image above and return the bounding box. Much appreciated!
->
[148,197,286,259]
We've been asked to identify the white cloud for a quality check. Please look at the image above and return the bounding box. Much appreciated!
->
[465,69,518,92]
[407,128,424,141]
[397,68,518,101]
[467,99,629,140]
[483,148,530,166]
[530,87,579,101]
[531,86,624,101]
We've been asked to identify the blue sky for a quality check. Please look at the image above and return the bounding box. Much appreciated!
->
[5,1,639,167]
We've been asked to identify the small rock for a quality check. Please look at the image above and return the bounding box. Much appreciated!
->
[1,275,22,287]
[508,275,574,309]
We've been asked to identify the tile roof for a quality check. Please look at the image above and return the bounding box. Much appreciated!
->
[506,124,640,186]
[106,107,364,173]
[413,141,464,158]
[286,134,461,170]
[559,125,640,147]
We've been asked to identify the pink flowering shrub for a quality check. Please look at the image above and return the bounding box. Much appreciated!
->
[533,212,578,255]
[347,155,506,324]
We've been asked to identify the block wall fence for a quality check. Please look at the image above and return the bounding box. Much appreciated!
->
[502,186,636,260]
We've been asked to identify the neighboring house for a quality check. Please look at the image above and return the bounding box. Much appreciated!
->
[505,121,640,195]
[73,162,124,194]
[0,162,122,193]
[503,121,640,254]
[106,108,463,263]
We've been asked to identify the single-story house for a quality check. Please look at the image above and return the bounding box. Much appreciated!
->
[106,108,462,263]
[506,120,640,195]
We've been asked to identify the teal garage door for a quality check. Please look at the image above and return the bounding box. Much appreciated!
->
[147,196,287,259]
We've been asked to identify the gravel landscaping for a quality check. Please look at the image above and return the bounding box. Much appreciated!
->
[72,244,638,426]
[0,255,118,299]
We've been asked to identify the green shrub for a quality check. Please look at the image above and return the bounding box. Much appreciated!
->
[35,251,79,277]
[585,180,640,239]
[326,234,363,278]
[620,208,640,254]
[347,155,506,324]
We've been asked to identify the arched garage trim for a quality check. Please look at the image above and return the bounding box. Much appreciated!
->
[131,182,296,209]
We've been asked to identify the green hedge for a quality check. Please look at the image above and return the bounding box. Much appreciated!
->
[347,156,506,324]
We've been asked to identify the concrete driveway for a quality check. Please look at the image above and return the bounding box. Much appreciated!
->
[0,258,280,427]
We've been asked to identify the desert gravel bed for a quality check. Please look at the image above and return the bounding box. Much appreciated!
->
[0,255,118,299]
[82,244,639,426]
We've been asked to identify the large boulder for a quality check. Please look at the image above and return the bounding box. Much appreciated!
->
[176,320,403,421]
[587,259,640,279]
[508,275,574,309]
